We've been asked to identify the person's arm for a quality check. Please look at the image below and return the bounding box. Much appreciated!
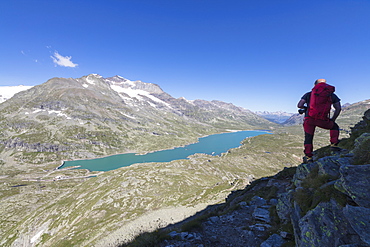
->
[331,102,341,121]
[297,99,306,109]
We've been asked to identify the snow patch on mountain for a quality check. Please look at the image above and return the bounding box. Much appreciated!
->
[0,85,33,103]
[91,74,102,78]
[32,109,43,114]
[110,84,171,108]
[120,112,136,119]
[85,75,96,85]
[25,109,72,119]
[179,97,195,105]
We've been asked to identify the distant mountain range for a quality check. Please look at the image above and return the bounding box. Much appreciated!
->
[0,74,277,164]
[282,100,370,129]
[0,84,296,124]
[255,111,294,124]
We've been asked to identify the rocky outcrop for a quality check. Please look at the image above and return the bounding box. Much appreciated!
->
[343,205,370,245]
[288,157,370,247]
[335,164,370,208]
[277,109,370,247]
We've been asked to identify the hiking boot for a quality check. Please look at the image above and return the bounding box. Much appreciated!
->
[303,156,313,164]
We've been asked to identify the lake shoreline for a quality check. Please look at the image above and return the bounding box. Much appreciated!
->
[58,129,271,171]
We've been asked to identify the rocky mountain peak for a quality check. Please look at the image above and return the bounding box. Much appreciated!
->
[104,75,165,94]
[104,75,130,83]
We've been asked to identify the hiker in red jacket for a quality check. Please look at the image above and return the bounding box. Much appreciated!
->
[297,79,342,163]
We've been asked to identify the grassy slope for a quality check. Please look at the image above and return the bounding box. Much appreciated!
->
[0,126,304,246]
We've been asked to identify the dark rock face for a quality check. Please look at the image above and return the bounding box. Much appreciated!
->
[336,164,370,208]
[284,110,370,247]
[343,205,370,245]
[287,153,370,247]
[316,156,342,177]
[297,200,360,247]
[260,234,285,247]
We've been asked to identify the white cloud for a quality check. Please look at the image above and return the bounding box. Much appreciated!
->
[51,51,78,68]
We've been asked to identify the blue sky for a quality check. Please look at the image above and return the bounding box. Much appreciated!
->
[1,0,369,112]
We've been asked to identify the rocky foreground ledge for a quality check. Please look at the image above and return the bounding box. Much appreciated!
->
[123,109,370,247]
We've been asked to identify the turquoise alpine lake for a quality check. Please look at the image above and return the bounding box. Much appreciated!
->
[60,130,270,171]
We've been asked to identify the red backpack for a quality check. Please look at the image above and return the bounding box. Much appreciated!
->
[308,83,335,120]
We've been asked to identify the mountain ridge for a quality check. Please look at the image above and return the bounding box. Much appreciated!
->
[0,74,277,166]
[282,99,370,129]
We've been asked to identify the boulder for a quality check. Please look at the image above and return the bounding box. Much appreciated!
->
[343,205,370,245]
[297,200,361,247]
[276,192,293,223]
[336,156,355,166]
[351,133,370,166]
[316,156,341,178]
[353,133,370,149]
[208,216,220,224]
[250,196,267,207]
[260,233,285,247]
[291,201,303,244]
[317,156,354,178]
[335,164,370,208]
[293,162,317,187]
[252,207,271,223]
